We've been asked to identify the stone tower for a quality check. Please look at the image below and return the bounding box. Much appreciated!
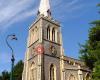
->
[22,0,64,80]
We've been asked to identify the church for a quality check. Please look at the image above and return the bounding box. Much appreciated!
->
[22,0,90,80]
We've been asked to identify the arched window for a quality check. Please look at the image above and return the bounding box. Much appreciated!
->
[69,75,75,80]
[35,27,38,41]
[47,26,50,40]
[52,28,55,41]
[50,64,56,80]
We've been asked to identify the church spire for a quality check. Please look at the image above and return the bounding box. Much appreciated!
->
[38,0,51,17]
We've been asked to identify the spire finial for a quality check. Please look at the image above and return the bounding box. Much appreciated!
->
[38,0,51,17]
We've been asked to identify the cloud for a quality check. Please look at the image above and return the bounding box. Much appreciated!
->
[0,0,38,29]
[51,0,81,12]
[51,0,94,22]
[0,0,96,30]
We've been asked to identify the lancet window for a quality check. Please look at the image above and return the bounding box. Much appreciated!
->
[47,26,50,40]
[50,64,56,80]
[52,28,55,42]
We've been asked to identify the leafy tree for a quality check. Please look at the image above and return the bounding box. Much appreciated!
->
[0,70,10,80]
[79,26,100,69]
[92,61,100,80]
[79,3,100,80]
[13,60,24,80]
[97,3,100,7]
[0,60,24,80]
[0,75,1,79]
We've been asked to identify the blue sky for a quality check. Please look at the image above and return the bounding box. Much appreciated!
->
[0,0,99,72]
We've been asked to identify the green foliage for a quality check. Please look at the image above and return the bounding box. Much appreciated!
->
[79,25,100,68]
[92,61,100,80]
[0,70,10,80]
[90,20,100,26]
[0,60,24,80]
[13,60,24,80]
[0,76,2,79]
[80,24,100,79]
[97,3,100,6]
[79,4,100,80]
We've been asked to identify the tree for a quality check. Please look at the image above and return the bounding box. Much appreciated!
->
[79,3,100,80]
[79,26,100,69]
[13,60,24,80]
[0,60,24,80]
[92,61,100,80]
[0,70,10,80]
[0,75,1,79]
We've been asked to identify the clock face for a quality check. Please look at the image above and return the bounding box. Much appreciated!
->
[35,44,44,55]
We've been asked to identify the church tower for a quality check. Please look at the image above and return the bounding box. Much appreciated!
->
[22,0,64,80]
[22,0,91,80]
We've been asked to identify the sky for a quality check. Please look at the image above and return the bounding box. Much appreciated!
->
[0,0,99,72]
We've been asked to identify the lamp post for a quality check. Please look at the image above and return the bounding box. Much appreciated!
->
[6,34,17,80]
